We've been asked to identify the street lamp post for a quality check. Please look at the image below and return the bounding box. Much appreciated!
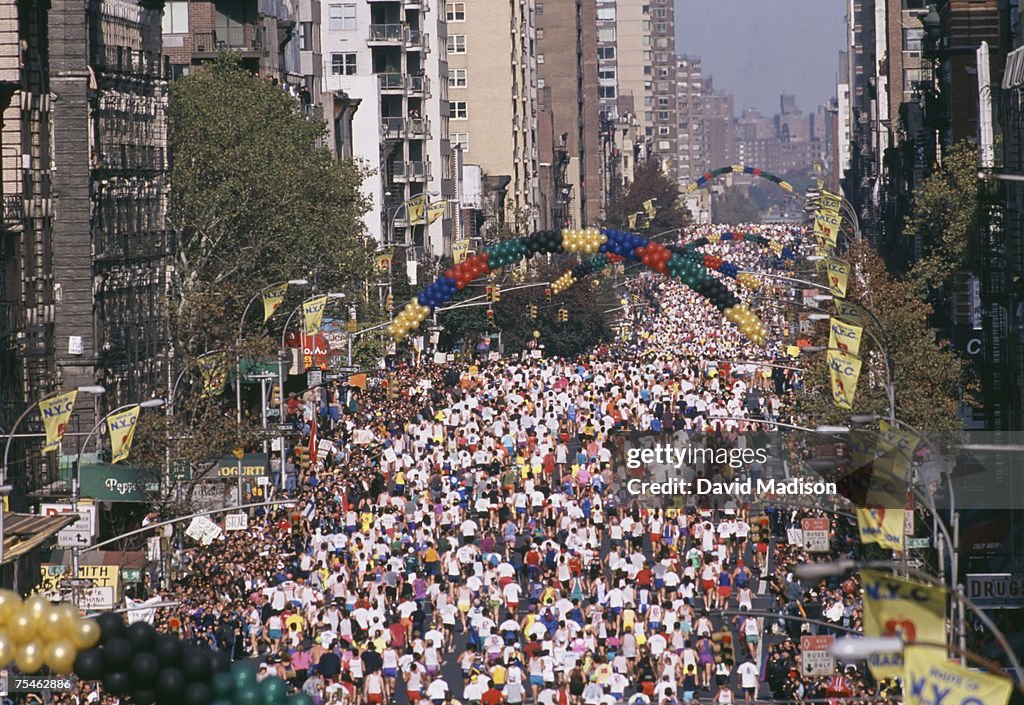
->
[1,385,106,567]
[70,398,164,603]
[277,293,346,492]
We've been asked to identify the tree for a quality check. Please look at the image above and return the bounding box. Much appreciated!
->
[904,141,980,297]
[711,190,761,225]
[167,53,374,357]
[604,159,690,232]
[796,241,966,435]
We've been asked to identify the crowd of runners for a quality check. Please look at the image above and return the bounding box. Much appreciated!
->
[51,225,896,705]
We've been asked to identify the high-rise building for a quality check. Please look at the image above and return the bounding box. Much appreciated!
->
[701,78,735,171]
[1,0,170,493]
[320,0,452,256]
[447,0,539,232]
[535,0,601,228]
[675,55,703,187]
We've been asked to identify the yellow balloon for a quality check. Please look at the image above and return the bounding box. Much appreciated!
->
[24,595,49,627]
[0,629,13,666]
[53,603,80,634]
[0,590,21,626]
[70,619,100,650]
[15,641,44,673]
[7,613,35,644]
[44,639,77,674]
[37,606,65,642]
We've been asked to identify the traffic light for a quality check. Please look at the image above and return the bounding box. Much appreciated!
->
[558,308,568,323]
[295,445,310,472]
[486,285,495,303]
[270,383,281,408]
[545,288,552,303]
[492,285,501,302]
[385,294,394,311]
[527,304,537,319]
[486,308,496,327]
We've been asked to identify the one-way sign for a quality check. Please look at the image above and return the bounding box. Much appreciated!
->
[57,529,90,548]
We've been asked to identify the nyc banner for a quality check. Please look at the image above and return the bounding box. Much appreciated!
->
[643,199,657,218]
[829,317,864,357]
[108,405,140,464]
[197,352,229,398]
[627,213,638,230]
[813,211,842,247]
[819,190,843,214]
[426,201,446,225]
[452,239,470,264]
[407,194,427,225]
[903,646,1011,705]
[826,258,850,297]
[303,296,328,336]
[374,249,393,274]
[39,390,78,453]
[261,283,289,322]
[834,297,866,327]
[827,348,862,409]
[862,570,946,680]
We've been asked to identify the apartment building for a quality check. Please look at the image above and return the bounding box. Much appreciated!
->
[675,55,703,187]
[321,0,452,256]
[701,78,735,170]
[535,0,601,228]
[447,0,539,232]
[1,0,170,493]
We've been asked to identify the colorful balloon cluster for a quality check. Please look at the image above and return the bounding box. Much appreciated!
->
[736,272,761,290]
[725,303,768,346]
[685,164,794,194]
[561,228,606,254]
[0,590,100,675]
[387,300,431,342]
[399,226,772,345]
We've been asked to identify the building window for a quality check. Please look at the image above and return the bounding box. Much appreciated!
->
[598,67,616,81]
[657,97,670,107]
[597,7,616,21]
[449,68,467,87]
[537,78,545,88]
[447,34,467,53]
[450,101,468,119]
[162,0,188,34]
[599,85,616,99]
[446,2,466,21]
[299,21,313,50]
[328,4,356,31]
[535,2,543,13]
[331,53,357,75]
[597,28,616,42]
[903,27,924,52]
[537,53,544,64]
[451,132,469,149]
[598,46,615,60]
[659,126,670,135]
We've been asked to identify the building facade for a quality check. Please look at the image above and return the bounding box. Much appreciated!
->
[675,55,703,187]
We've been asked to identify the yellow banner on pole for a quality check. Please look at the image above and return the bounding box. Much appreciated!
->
[452,239,470,264]
[904,646,1011,705]
[407,194,427,225]
[861,571,946,679]
[643,199,657,218]
[819,190,843,214]
[261,283,289,323]
[627,213,638,230]
[426,201,446,225]
[834,297,866,327]
[108,405,140,464]
[197,352,229,398]
[826,258,850,297]
[813,211,842,247]
[303,296,328,335]
[826,348,861,409]
[374,249,393,274]
[828,317,864,357]
[39,390,78,454]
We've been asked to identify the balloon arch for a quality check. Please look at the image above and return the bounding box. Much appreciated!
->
[388,227,800,347]
[0,593,310,705]
[685,164,794,194]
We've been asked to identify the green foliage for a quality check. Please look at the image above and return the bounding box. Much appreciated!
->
[168,53,374,357]
[604,160,691,232]
[796,242,965,435]
[711,190,761,225]
[904,141,980,296]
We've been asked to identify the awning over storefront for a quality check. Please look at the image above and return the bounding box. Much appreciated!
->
[0,511,77,565]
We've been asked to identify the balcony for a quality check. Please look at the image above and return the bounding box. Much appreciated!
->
[378,72,406,93]
[403,0,422,8]
[2,194,23,227]
[404,28,429,51]
[381,117,430,140]
[393,161,429,182]
[192,30,263,57]
[368,24,403,45]
[408,75,429,96]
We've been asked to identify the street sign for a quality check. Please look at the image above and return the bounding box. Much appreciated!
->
[57,529,90,549]
[307,369,323,387]
[170,459,191,482]
[967,573,1024,609]
[59,578,94,589]
[336,366,360,374]
[906,537,931,549]
[41,502,97,538]
[224,513,248,531]
[800,635,835,676]
[801,518,830,553]
[79,586,115,611]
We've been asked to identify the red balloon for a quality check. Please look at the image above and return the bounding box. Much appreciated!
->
[444,269,456,280]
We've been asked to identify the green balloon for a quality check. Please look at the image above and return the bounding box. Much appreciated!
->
[212,699,235,705]
[288,695,314,705]
[232,663,259,690]
[234,684,262,705]
[212,673,235,698]
[260,677,288,704]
